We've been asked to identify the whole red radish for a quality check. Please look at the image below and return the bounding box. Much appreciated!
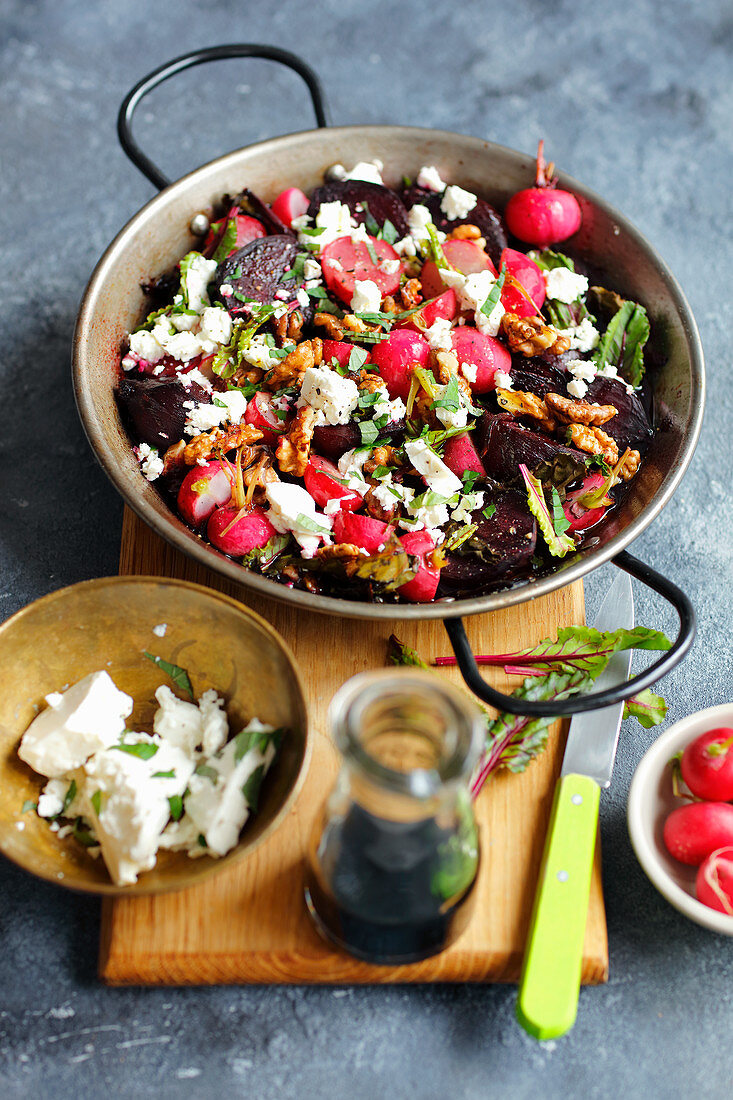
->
[505,141,582,249]
[663,802,733,866]
[680,727,733,801]
[696,846,733,916]
[207,506,276,557]
[270,187,309,228]
[177,461,232,527]
[370,329,430,400]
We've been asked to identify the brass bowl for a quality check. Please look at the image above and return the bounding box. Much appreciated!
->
[0,576,310,895]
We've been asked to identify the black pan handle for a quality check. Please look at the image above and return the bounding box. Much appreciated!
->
[118,44,329,191]
[444,550,695,717]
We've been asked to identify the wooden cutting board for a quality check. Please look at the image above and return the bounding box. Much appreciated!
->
[99,507,608,985]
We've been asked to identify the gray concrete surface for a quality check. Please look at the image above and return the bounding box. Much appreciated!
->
[0,0,731,1095]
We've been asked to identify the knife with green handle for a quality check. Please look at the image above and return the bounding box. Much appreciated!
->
[516,571,634,1041]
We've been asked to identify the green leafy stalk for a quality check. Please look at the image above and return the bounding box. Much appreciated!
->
[212,218,239,265]
[623,689,668,728]
[480,266,506,319]
[143,652,194,699]
[425,223,451,268]
[519,464,574,557]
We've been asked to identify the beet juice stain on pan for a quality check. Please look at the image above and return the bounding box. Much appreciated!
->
[72,44,705,717]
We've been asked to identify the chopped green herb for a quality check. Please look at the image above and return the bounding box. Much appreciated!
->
[61,779,77,816]
[295,513,331,535]
[168,795,184,821]
[212,219,239,265]
[152,770,176,779]
[359,420,380,446]
[21,800,37,814]
[143,652,194,699]
[550,487,571,536]
[482,504,497,519]
[91,789,102,815]
[480,266,506,319]
[348,346,369,372]
[72,818,99,848]
[195,763,218,782]
[242,765,266,812]
[113,742,159,761]
[380,218,398,245]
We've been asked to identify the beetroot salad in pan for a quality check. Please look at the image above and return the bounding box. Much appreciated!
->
[116,143,654,605]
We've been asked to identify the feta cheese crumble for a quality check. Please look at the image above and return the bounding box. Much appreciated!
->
[405,439,462,497]
[562,317,600,353]
[350,279,382,314]
[424,317,454,352]
[184,389,247,436]
[265,482,332,557]
[299,366,360,426]
[344,159,384,185]
[544,267,589,304]
[136,443,164,482]
[441,184,477,221]
[416,165,447,192]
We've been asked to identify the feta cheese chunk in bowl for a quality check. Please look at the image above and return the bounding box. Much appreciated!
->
[0,577,309,895]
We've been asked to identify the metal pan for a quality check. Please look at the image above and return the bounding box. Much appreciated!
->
[72,45,704,716]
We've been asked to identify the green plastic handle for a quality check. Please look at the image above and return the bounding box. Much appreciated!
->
[516,773,601,1040]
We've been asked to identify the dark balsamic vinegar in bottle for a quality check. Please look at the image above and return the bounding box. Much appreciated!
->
[305,671,483,965]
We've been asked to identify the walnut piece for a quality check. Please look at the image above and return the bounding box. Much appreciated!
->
[434,350,473,401]
[400,279,423,310]
[363,444,402,473]
[264,338,323,390]
[545,392,618,427]
[501,312,571,357]
[358,372,385,393]
[162,439,186,474]
[274,308,304,347]
[617,448,641,481]
[275,405,316,477]
[314,543,367,567]
[496,389,556,433]
[313,312,344,340]
[183,424,263,466]
[232,365,264,387]
[567,423,619,465]
[448,224,482,240]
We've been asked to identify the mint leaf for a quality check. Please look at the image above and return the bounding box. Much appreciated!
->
[550,487,571,536]
[113,742,159,761]
[61,779,77,816]
[152,770,176,779]
[480,266,506,319]
[90,789,102,815]
[482,504,496,520]
[242,764,266,812]
[21,800,37,814]
[195,763,218,782]
[348,346,369,372]
[359,420,380,446]
[295,513,331,535]
[143,652,194,699]
[168,795,184,821]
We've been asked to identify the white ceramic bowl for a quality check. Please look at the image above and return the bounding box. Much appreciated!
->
[628,703,733,935]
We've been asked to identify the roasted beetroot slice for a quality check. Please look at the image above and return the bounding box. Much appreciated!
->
[306,180,409,237]
[480,414,586,482]
[238,188,293,236]
[214,236,299,311]
[585,376,654,454]
[116,376,207,451]
[312,416,406,460]
[508,355,569,398]
[402,185,507,268]
[440,489,537,592]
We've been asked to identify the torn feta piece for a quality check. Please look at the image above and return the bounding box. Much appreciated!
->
[83,734,195,886]
[184,389,247,436]
[19,671,133,778]
[181,254,218,313]
[439,267,505,337]
[350,279,382,314]
[441,184,477,221]
[417,165,447,192]
[544,267,589,304]
[128,328,165,364]
[153,685,228,758]
[562,317,600,353]
[460,360,478,384]
[566,359,597,399]
[406,204,445,251]
[345,159,384,185]
[299,366,360,426]
[198,306,232,347]
[405,439,462,497]
[424,317,454,352]
[182,720,280,856]
[493,368,513,390]
[265,482,332,557]
[451,490,485,525]
[37,777,75,819]
[310,201,354,249]
[337,448,370,494]
[136,443,164,482]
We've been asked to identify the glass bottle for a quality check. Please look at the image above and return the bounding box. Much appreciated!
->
[305,669,484,965]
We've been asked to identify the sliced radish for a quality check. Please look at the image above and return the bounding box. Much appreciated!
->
[563,473,608,533]
[207,506,277,557]
[177,461,232,527]
[270,187,309,229]
[403,289,458,331]
[304,455,364,512]
[499,247,546,316]
[420,239,497,299]
[443,433,487,478]
[205,212,266,256]
[321,236,402,304]
[370,329,431,400]
[245,391,288,444]
[333,511,390,554]
[451,328,511,394]
[321,340,371,371]
[398,530,440,603]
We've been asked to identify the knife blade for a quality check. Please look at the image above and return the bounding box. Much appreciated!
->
[516,571,634,1041]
